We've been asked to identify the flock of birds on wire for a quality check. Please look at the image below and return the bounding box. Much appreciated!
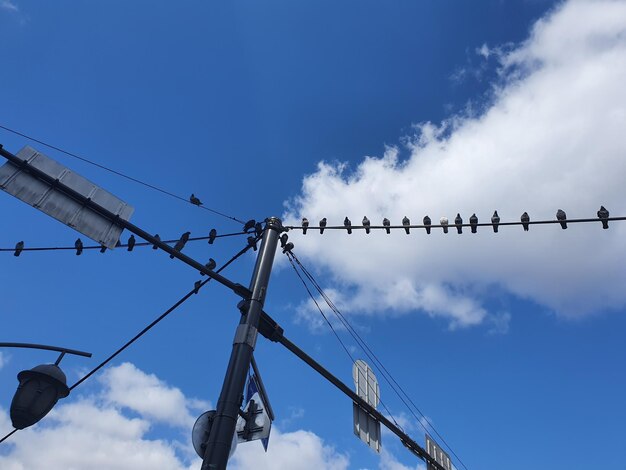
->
[298,206,612,234]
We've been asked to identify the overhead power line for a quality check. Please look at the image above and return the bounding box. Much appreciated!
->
[0,124,246,224]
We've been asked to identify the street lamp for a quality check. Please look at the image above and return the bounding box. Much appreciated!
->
[0,343,91,430]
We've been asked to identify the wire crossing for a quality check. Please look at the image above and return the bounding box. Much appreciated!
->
[0,124,246,224]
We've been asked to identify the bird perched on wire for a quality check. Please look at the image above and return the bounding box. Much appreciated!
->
[255,222,263,237]
[440,217,449,233]
[280,233,289,248]
[170,232,191,258]
[189,194,202,206]
[127,235,136,252]
[14,241,24,257]
[521,212,530,231]
[75,238,83,256]
[556,209,567,229]
[282,242,294,253]
[469,213,478,233]
[243,219,256,233]
[597,206,609,229]
[302,218,309,235]
[491,211,500,233]
[208,229,217,244]
[423,216,432,234]
[319,217,327,234]
[193,280,202,294]
[247,236,258,251]
[402,216,410,234]
[383,218,391,234]
[152,234,161,249]
[363,216,371,234]
[455,214,463,234]
[344,217,352,234]
[200,258,217,276]
[100,245,107,253]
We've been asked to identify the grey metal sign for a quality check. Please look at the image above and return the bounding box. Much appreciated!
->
[425,434,452,470]
[236,391,272,445]
[352,360,381,453]
[0,146,133,248]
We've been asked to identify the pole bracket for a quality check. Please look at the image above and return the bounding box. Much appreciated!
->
[233,324,258,348]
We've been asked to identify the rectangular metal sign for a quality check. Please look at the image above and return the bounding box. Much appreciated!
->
[0,146,133,248]
[426,434,452,470]
[353,403,381,453]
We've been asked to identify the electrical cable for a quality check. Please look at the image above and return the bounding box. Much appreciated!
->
[286,252,406,433]
[0,239,256,444]
[0,124,246,224]
[0,231,250,253]
[289,250,470,470]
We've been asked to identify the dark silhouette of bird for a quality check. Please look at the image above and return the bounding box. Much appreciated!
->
[170,232,191,258]
[193,280,202,294]
[402,216,410,234]
[189,194,202,206]
[302,218,309,235]
[319,217,327,234]
[282,242,294,253]
[127,235,136,252]
[597,206,609,229]
[14,241,24,257]
[243,219,256,233]
[280,233,289,248]
[247,236,258,251]
[344,217,352,234]
[556,209,567,229]
[440,217,449,234]
[469,213,478,233]
[521,212,530,231]
[100,245,107,253]
[491,211,500,233]
[201,258,217,276]
[363,216,371,234]
[208,229,217,245]
[423,216,431,234]
[152,234,161,249]
[255,222,263,237]
[455,214,463,234]
[383,218,391,234]
[75,238,83,256]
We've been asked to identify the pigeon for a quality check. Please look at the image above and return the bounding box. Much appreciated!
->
[556,209,567,229]
[402,216,410,234]
[363,216,371,234]
[521,212,530,231]
[243,219,256,233]
[152,234,161,249]
[282,242,294,253]
[383,218,391,234]
[189,194,202,206]
[440,217,449,234]
[319,217,327,234]
[127,235,136,252]
[280,233,289,248]
[100,245,107,253]
[302,218,309,235]
[344,217,352,234]
[255,222,263,237]
[208,229,217,244]
[597,206,609,229]
[469,213,478,233]
[14,241,24,257]
[491,211,500,233]
[170,232,191,258]
[455,213,463,234]
[75,238,83,256]
[193,280,202,294]
[423,216,432,234]
[247,236,258,251]
[201,258,217,276]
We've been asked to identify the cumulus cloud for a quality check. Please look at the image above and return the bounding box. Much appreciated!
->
[284,0,626,328]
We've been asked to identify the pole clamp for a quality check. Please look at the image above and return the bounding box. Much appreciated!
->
[233,324,258,348]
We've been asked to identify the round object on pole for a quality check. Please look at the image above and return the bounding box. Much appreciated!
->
[10,364,70,429]
[192,410,237,459]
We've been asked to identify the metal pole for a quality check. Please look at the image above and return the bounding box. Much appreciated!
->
[201,217,282,470]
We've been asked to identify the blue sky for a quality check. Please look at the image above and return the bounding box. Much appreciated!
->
[1,1,625,469]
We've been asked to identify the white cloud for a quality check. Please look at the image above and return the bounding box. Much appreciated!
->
[0,0,18,12]
[284,0,626,327]
[379,447,426,470]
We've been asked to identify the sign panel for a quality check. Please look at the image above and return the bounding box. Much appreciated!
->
[352,360,381,453]
[425,434,452,470]
[236,374,272,450]
[0,146,133,248]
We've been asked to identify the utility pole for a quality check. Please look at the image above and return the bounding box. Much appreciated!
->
[201,217,283,470]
